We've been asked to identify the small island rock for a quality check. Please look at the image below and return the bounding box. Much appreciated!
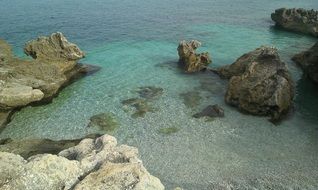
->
[177,40,212,73]
[217,46,294,120]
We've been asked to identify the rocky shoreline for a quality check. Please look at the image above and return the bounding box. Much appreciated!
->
[271,8,318,37]
[0,6,317,190]
[0,134,164,190]
[0,32,100,131]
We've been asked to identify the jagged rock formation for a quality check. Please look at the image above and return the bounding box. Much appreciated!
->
[217,46,294,120]
[0,32,100,130]
[292,42,318,83]
[177,40,212,72]
[0,135,164,190]
[271,8,318,37]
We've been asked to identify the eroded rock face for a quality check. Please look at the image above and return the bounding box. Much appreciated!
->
[0,33,99,130]
[292,42,318,83]
[271,8,318,37]
[24,32,85,72]
[177,40,212,73]
[0,135,164,190]
[217,46,294,120]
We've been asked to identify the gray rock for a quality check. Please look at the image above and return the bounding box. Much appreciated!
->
[0,33,99,129]
[0,135,164,190]
[217,46,294,121]
[177,40,212,73]
[292,42,318,83]
[271,8,318,37]
[24,32,85,72]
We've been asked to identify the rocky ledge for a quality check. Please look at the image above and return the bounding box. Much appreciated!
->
[292,42,318,84]
[271,8,318,37]
[216,46,294,121]
[0,32,100,130]
[0,134,164,190]
[177,40,212,73]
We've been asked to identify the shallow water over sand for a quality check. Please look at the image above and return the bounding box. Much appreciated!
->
[0,0,318,189]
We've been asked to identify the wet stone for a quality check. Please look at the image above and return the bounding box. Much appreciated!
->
[121,98,155,118]
[88,113,118,132]
[137,86,163,100]
[193,104,225,118]
[180,91,202,108]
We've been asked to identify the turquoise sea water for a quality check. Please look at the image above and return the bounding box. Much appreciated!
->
[1,0,318,189]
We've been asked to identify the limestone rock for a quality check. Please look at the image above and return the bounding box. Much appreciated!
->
[74,162,164,190]
[24,32,85,72]
[292,42,318,83]
[271,8,318,37]
[0,152,82,190]
[0,84,44,110]
[0,135,164,190]
[0,33,99,130]
[177,40,212,73]
[217,46,294,120]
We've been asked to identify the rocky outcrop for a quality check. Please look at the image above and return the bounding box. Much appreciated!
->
[24,32,85,72]
[292,42,318,83]
[177,40,212,72]
[0,32,100,130]
[271,8,318,37]
[217,46,294,120]
[0,135,164,190]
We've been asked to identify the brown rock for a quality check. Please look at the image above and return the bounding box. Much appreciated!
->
[292,42,318,83]
[271,8,318,37]
[217,46,294,120]
[177,40,212,73]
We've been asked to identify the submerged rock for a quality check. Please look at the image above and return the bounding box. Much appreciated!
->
[0,135,164,190]
[158,127,180,135]
[122,98,155,118]
[217,46,294,120]
[292,42,318,83]
[122,86,163,118]
[180,91,202,108]
[0,134,101,159]
[193,104,224,118]
[0,32,99,129]
[271,8,318,37]
[137,86,163,100]
[177,40,212,73]
[88,113,118,132]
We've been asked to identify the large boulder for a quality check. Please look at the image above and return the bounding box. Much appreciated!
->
[217,46,294,120]
[177,40,212,73]
[271,8,318,37]
[292,42,318,83]
[0,135,164,190]
[0,33,99,130]
[24,32,85,72]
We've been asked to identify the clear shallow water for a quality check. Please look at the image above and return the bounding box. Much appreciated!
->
[1,0,318,189]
